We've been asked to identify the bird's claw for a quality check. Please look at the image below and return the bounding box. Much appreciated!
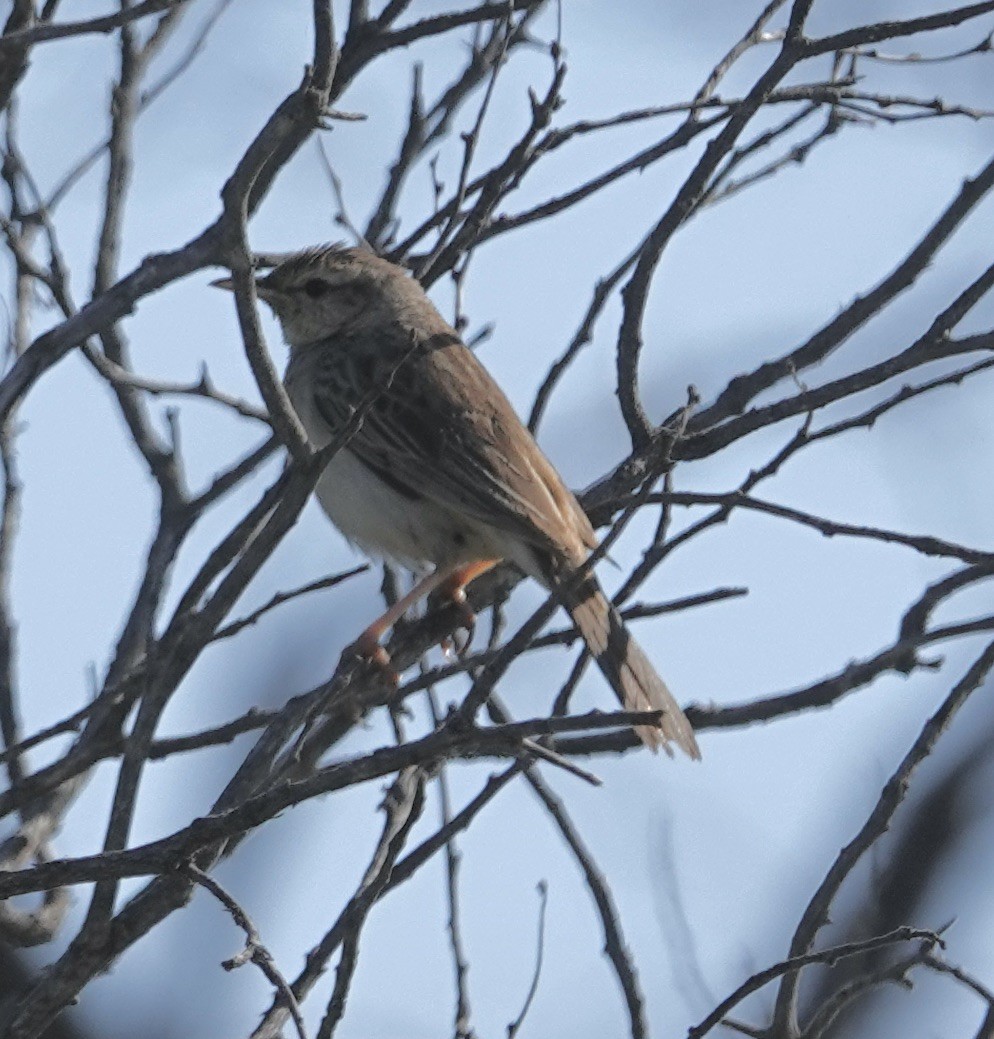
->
[347,632,399,687]
[441,622,475,660]
[448,592,477,659]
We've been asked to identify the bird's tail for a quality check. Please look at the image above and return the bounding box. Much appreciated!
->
[561,576,700,758]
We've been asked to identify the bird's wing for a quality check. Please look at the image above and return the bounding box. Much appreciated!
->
[310,327,596,561]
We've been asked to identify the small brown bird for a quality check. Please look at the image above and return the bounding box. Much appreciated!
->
[218,245,699,758]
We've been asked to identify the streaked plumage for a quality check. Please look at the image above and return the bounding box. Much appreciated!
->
[245,245,699,758]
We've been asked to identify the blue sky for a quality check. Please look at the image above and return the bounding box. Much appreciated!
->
[5,2,994,1037]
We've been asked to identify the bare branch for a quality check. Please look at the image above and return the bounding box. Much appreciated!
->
[522,758,647,1038]
[425,688,475,1039]
[252,768,425,1039]
[771,640,994,1034]
[506,881,549,1038]
[0,0,188,50]
[3,2,994,1033]
[211,565,369,642]
[689,928,942,1039]
[615,9,818,448]
[185,864,308,1039]
[808,2,994,56]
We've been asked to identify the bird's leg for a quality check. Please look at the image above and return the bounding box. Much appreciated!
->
[351,559,502,668]
[350,566,458,667]
[433,559,500,658]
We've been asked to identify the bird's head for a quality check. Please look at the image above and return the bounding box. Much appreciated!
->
[212,245,436,348]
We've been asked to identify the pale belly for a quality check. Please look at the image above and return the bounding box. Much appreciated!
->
[314,446,518,573]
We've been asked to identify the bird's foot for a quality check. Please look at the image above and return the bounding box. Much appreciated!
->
[435,585,477,660]
[347,630,399,688]
[441,623,475,661]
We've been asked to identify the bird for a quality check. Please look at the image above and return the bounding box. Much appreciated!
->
[214,245,699,759]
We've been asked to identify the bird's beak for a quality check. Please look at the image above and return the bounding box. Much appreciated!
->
[211,275,277,302]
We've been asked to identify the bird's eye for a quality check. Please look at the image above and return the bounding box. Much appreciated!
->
[303,278,329,298]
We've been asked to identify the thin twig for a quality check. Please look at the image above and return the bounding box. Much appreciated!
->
[183,863,308,1039]
[426,688,475,1039]
[0,0,188,49]
[506,880,549,1038]
[211,566,369,642]
[771,640,994,1034]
